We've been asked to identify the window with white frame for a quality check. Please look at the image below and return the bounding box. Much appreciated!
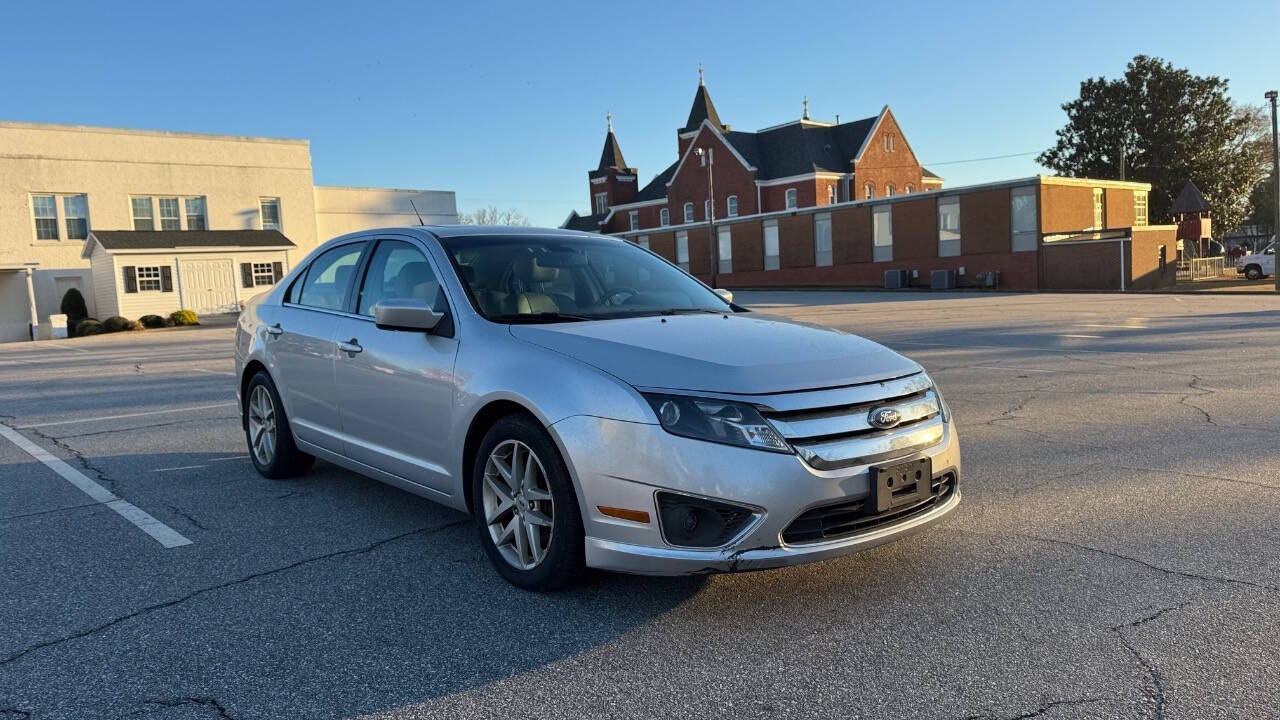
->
[705,199,713,220]
[763,219,780,270]
[865,183,874,199]
[62,195,89,240]
[594,192,608,215]
[184,197,207,230]
[683,202,695,223]
[938,197,961,257]
[158,197,181,230]
[260,198,281,230]
[905,184,914,194]
[1134,191,1148,226]
[885,184,895,197]
[727,195,738,217]
[785,188,798,209]
[629,210,639,231]
[32,195,59,240]
[873,205,892,262]
[676,230,690,271]
[827,186,837,205]
[636,235,649,249]
[1011,186,1038,251]
[251,262,276,286]
[884,133,894,152]
[131,197,154,230]
[717,226,732,274]
[659,208,670,226]
[1092,187,1105,228]
[136,266,163,292]
[814,212,832,267]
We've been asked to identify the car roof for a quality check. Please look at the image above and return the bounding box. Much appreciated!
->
[365,225,607,240]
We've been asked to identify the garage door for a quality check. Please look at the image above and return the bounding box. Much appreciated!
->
[178,258,238,314]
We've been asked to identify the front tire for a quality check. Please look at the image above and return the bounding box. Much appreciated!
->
[243,371,314,479]
[472,414,584,591]
[1246,265,1263,280]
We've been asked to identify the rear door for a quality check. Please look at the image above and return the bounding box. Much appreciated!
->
[270,240,367,453]
[329,237,459,494]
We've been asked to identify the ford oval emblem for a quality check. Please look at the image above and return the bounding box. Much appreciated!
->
[869,407,902,430]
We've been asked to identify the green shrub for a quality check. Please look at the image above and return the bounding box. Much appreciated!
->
[169,309,199,326]
[138,314,166,329]
[76,319,103,336]
[60,288,89,336]
[102,316,141,333]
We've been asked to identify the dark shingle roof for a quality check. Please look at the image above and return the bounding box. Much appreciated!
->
[562,212,604,232]
[597,129,627,171]
[1171,181,1210,214]
[682,84,723,133]
[634,161,679,202]
[745,116,876,180]
[922,167,941,179]
[91,229,294,250]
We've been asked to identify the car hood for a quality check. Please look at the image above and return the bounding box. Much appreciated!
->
[508,313,921,395]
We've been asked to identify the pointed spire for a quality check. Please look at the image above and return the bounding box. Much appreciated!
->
[681,68,723,133]
[803,96,809,121]
[597,118,626,171]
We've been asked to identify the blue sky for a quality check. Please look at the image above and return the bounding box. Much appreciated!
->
[1,0,1276,226]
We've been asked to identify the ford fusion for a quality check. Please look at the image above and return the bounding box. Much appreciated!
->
[234,227,960,590]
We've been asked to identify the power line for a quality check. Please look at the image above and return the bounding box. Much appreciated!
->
[924,151,1041,166]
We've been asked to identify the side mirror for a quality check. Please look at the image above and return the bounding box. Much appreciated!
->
[373,299,444,332]
[713,288,734,304]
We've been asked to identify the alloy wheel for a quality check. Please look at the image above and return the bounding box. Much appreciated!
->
[247,385,277,466]
[481,439,555,570]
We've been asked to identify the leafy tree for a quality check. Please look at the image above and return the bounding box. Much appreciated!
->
[1248,173,1276,235]
[1038,55,1269,235]
[457,206,531,226]
[59,287,88,336]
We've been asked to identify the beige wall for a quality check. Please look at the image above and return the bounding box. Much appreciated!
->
[314,185,457,244]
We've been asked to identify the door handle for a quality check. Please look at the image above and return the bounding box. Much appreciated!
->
[338,339,363,356]
[266,323,283,337]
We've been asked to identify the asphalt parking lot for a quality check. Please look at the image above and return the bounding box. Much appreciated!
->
[2,290,1279,719]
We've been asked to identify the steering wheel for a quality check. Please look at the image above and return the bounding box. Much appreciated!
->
[603,287,641,306]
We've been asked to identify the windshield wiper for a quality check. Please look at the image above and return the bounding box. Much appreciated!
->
[489,312,594,324]
[656,308,727,316]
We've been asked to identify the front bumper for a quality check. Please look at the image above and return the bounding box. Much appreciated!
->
[549,415,961,576]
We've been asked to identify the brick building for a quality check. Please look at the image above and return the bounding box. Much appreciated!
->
[564,70,940,236]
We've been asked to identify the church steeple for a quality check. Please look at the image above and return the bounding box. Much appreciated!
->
[681,65,724,133]
[597,112,627,171]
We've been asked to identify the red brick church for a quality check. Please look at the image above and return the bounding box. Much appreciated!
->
[564,69,942,235]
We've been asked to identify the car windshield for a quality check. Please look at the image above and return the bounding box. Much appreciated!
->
[439,233,732,322]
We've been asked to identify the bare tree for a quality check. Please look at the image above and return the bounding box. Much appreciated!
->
[456,206,531,226]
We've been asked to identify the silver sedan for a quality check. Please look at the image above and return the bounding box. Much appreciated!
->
[235,227,960,590]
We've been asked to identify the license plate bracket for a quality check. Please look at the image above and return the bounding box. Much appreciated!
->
[869,458,932,514]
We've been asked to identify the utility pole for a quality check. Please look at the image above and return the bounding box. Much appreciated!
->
[695,146,717,287]
[1267,90,1279,292]
[1118,140,1125,181]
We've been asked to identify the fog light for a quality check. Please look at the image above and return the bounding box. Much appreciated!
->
[656,492,754,548]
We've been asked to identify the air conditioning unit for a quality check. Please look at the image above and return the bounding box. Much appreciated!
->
[883,270,910,289]
[930,270,957,290]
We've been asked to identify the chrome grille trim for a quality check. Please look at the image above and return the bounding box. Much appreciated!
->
[789,416,944,470]
[768,390,939,441]
[745,372,931,413]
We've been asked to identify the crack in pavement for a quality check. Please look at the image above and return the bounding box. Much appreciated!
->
[54,415,240,439]
[0,519,469,668]
[1027,535,1280,594]
[0,500,108,523]
[1108,603,1192,720]
[123,696,235,719]
[960,697,1111,720]
[17,424,120,494]
[0,708,32,719]
[1113,464,1280,492]
[166,505,207,531]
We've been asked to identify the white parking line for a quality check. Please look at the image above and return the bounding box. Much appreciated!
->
[0,425,192,548]
[14,402,237,429]
[1061,334,1103,339]
[150,464,208,473]
[190,368,234,376]
[1077,324,1146,329]
[209,455,249,462]
[966,365,1059,374]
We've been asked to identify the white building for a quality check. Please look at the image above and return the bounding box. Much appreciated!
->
[0,121,457,342]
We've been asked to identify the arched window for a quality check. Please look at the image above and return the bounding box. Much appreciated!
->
[683,202,695,223]
[785,188,798,209]
[905,184,914,194]
[865,183,874,199]
[727,195,739,217]
[827,186,837,204]
[886,184,896,197]
[659,208,670,226]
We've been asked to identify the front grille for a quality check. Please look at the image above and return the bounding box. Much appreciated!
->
[781,473,956,544]
[761,372,943,471]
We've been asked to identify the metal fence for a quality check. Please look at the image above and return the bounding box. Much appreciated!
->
[1176,257,1226,282]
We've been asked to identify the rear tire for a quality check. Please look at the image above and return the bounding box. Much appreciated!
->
[243,371,314,479]
[471,414,584,591]
[1246,265,1263,280]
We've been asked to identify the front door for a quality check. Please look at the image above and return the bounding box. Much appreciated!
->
[331,237,458,495]
[178,258,237,313]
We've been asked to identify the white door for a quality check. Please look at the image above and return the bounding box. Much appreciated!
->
[178,258,238,314]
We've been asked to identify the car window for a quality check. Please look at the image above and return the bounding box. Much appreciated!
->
[356,240,446,316]
[296,242,365,310]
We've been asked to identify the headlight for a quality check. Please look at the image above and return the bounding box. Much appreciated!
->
[642,393,791,453]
